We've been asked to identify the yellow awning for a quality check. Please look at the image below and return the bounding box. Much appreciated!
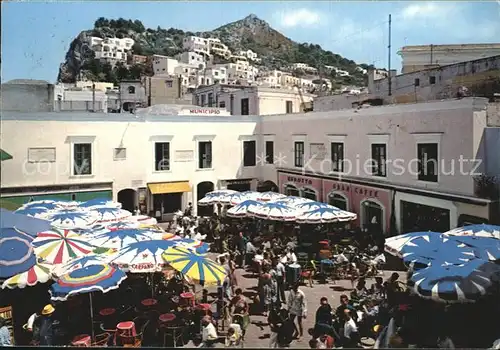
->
[148,181,191,194]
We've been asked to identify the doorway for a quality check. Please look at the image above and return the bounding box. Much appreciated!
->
[117,188,137,212]
[362,200,384,233]
[197,181,214,217]
[257,180,278,192]
[302,188,317,201]
[401,200,450,233]
[153,193,182,217]
[328,192,348,210]
[227,183,251,192]
[285,184,300,197]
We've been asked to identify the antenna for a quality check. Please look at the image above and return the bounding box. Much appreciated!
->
[388,14,392,96]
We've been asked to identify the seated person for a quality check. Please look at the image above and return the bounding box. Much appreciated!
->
[225,324,242,347]
[351,278,369,301]
[370,277,385,299]
[335,295,356,320]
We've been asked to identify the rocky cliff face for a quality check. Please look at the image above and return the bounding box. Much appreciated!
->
[57,14,372,86]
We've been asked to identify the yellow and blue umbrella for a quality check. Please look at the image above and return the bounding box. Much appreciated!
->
[50,263,127,301]
[1,261,53,289]
[162,246,226,286]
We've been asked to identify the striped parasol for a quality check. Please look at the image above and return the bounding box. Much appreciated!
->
[32,228,96,264]
[162,246,226,286]
[1,261,53,289]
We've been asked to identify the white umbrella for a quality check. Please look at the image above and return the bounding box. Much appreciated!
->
[384,231,442,257]
[90,228,164,250]
[41,209,99,229]
[227,200,264,218]
[248,202,299,222]
[443,224,500,240]
[296,207,357,224]
[256,191,286,202]
[228,191,260,205]
[51,254,109,278]
[197,189,238,206]
[91,207,132,223]
[293,201,330,211]
[274,196,314,206]
[14,207,51,218]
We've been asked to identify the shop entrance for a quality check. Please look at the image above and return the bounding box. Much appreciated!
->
[285,184,300,197]
[117,188,136,212]
[401,200,451,233]
[302,188,317,201]
[153,193,182,218]
[257,180,279,192]
[362,200,384,233]
[227,182,251,192]
[197,181,214,217]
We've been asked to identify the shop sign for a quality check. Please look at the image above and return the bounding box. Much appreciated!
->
[330,182,350,192]
[287,176,313,185]
[114,262,166,271]
[181,108,230,116]
[310,143,327,160]
[353,186,379,198]
[224,179,252,185]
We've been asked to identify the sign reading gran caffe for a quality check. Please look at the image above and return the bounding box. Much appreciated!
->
[287,176,313,185]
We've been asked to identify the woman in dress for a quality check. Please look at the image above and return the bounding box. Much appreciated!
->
[258,266,273,316]
[228,253,238,294]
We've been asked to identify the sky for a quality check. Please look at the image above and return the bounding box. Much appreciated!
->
[2,1,500,83]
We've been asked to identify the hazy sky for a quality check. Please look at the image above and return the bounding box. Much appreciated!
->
[2,1,499,82]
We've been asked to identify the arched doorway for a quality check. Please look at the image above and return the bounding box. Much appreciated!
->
[362,200,384,233]
[328,192,348,210]
[284,184,300,197]
[257,180,278,193]
[302,188,317,201]
[197,181,214,217]
[118,189,137,212]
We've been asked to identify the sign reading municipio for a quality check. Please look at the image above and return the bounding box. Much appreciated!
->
[181,108,231,116]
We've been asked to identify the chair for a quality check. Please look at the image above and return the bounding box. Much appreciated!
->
[91,333,112,347]
[121,333,143,348]
[300,260,317,288]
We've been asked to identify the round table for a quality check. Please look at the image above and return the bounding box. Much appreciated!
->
[71,334,91,347]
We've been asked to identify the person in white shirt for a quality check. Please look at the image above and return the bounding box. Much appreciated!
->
[272,257,286,304]
[286,248,297,265]
[287,282,307,340]
[342,309,358,347]
[200,316,218,348]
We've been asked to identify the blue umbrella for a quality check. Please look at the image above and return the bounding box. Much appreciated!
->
[408,259,500,303]
[294,201,330,212]
[14,207,50,218]
[444,224,500,240]
[44,209,98,229]
[451,236,500,261]
[0,227,37,278]
[0,208,52,236]
[384,231,442,257]
[400,234,477,266]
[21,201,61,210]
[90,228,163,249]
[296,206,357,224]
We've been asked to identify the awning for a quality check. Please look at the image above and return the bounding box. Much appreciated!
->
[0,149,13,161]
[148,181,191,194]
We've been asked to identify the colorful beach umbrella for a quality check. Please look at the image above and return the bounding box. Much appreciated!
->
[79,198,121,209]
[162,246,226,286]
[408,259,500,303]
[91,207,132,223]
[32,228,96,264]
[248,202,299,221]
[90,228,163,250]
[42,209,98,229]
[0,227,37,278]
[50,263,127,301]
[227,200,264,218]
[256,191,286,202]
[296,206,357,223]
[106,240,181,273]
[14,207,51,218]
[444,224,500,240]
[51,254,109,278]
[0,208,52,237]
[1,261,53,289]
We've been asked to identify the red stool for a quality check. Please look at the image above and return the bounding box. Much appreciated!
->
[99,308,116,317]
[141,298,158,307]
[115,321,136,346]
[319,240,330,250]
[71,334,91,347]
[196,303,212,316]
[159,313,176,324]
[180,292,195,307]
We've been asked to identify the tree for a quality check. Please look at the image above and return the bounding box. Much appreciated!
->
[133,20,145,33]
[94,17,109,28]
[132,43,144,55]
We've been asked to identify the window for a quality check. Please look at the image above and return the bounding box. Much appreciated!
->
[265,141,274,164]
[154,142,170,171]
[286,100,293,113]
[128,86,135,94]
[285,185,300,197]
[294,141,305,167]
[328,193,347,210]
[331,142,344,172]
[414,78,420,87]
[371,144,387,177]
[429,76,436,84]
[200,95,206,107]
[73,143,92,175]
[208,93,214,107]
[243,140,256,167]
[302,188,317,201]
[241,98,249,115]
[219,101,226,108]
[166,80,173,88]
[417,143,438,182]
[195,96,200,105]
[198,141,212,169]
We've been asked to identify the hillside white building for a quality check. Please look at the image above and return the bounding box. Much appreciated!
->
[87,37,135,62]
